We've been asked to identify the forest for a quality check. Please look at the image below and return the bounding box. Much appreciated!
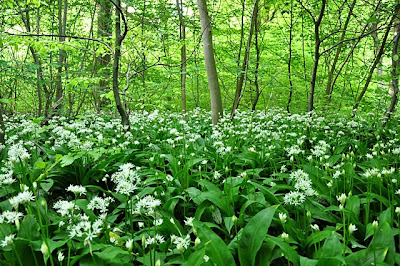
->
[1,0,400,265]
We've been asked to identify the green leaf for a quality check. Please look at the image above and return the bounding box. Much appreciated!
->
[266,235,300,265]
[35,161,47,169]
[183,246,206,266]
[60,154,75,167]
[193,221,235,266]
[238,205,277,266]
[18,214,40,241]
[317,232,342,258]
[300,256,318,266]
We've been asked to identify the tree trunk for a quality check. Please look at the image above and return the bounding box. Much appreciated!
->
[308,0,326,112]
[383,2,400,124]
[252,5,261,111]
[0,103,5,147]
[286,0,294,113]
[96,0,113,110]
[325,0,357,98]
[176,0,187,119]
[197,0,223,125]
[352,7,398,115]
[55,0,67,112]
[113,0,130,127]
[231,0,259,119]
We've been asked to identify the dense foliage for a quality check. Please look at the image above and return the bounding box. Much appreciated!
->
[1,109,400,265]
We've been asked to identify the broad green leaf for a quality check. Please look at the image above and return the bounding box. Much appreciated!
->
[238,205,277,266]
[193,221,235,266]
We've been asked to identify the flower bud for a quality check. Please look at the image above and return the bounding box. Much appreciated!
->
[41,242,49,257]
[195,237,201,246]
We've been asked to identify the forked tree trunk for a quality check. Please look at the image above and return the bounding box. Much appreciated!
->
[231,0,259,119]
[197,0,223,125]
[352,7,398,115]
[325,0,357,98]
[308,0,326,112]
[113,0,130,127]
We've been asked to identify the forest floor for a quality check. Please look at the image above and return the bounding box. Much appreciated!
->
[0,109,400,265]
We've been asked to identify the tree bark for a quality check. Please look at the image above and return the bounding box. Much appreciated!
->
[286,0,294,113]
[176,0,187,119]
[96,0,113,110]
[252,5,261,111]
[56,0,68,112]
[197,0,223,125]
[231,0,259,119]
[308,0,326,112]
[384,2,400,124]
[352,7,398,115]
[325,0,357,98]
[113,0,130,127]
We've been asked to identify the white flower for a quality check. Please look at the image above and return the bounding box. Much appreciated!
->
[184,217,194,227]
[203,255,210,262]
[310,224,320,231]
[125,239,134,251]
[281,232,289,241]
[135,195,161,215]
[0,211,23,224]
[283,191,306,206]
[279,213,287,224]
[372,220,379,230]
[1,234,15,247]
[8,143,31,163]
[58,251,65,262]
[66,185,86,196]
[336,193,347,204]
[171,234,191,251]
[87,197,114,213]
[348,224,357,234]
[9,191,35,209]
[53,200,78,216]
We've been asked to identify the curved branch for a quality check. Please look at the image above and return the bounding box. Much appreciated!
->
[2,32,114,54]
[108,0,128,42]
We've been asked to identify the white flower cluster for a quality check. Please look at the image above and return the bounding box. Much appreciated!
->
[66,185,86,196]
[87,196,114,213]
[111,163,141,195]
[135,195,161,215]
[284,169,316,206]
[171,234,191,252]
[8,143,31,163]
[9,191,35,209]
[0,167,15,186]
[0,211,23,224]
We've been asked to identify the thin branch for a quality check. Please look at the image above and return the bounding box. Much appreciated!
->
[2,32,114,54]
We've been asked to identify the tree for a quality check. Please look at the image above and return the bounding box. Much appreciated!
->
[231,0,259,119]
[197,0,223,125]
[176,0,187,119]
[112,0,130,127]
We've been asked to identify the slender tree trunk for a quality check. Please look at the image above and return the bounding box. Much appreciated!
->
[371,21,384,91]
[252,6,261,111]
[176,0,187,119]
[96,0,113,110]
[384,2,400,124]
[113,0,130,127]
[231,0,259,119]
[353,8,398,115]
[197,0,223,124]
[237,0,246,69]
[308,0,326,112]
[56,0,67,112]
[325,0,357,98]
[0,103,5,147]
[286,0,294,113]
